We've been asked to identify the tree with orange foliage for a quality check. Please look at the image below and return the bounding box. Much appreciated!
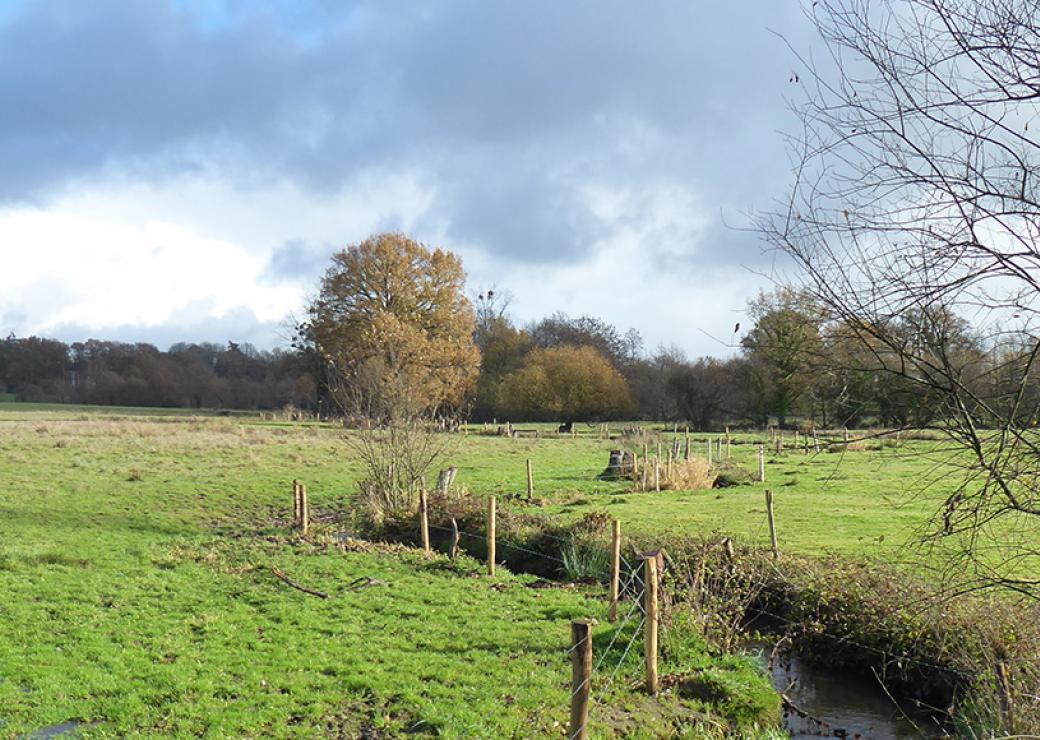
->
[497,344,634,422]
[304,233,479,422]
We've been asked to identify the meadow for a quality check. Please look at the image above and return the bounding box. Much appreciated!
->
[0,408,780,738]
[2,404,1034,737]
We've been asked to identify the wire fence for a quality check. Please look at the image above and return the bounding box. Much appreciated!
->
[289,423,1000,736]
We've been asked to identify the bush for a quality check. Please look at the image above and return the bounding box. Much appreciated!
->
[712,461,755,488]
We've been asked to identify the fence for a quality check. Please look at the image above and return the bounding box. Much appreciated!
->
[277,424,938,736]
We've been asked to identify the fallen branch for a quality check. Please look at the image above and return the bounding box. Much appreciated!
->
[270,566,329,599]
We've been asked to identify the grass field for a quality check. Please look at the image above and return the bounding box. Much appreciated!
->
[0,411,782,738]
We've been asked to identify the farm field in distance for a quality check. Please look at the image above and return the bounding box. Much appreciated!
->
[0,402,970,564]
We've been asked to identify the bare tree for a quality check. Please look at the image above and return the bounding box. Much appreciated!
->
[759,0,1040,597]
[326,357,454,527]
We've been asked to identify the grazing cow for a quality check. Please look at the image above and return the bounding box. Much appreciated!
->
[557,421,573,434]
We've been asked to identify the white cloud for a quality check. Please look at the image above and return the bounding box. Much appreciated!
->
[0,200,291,336]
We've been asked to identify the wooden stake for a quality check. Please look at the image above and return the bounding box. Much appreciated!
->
[486,496,496,576]
[758,445,765,483]
[608,520,621,622]
[765,490,778,558]
[292,479,300,527]
[706,438,712,464]
[666,447,673,480]
[996,660,1015,732]
[299,483,309,535]
[569,620,593,740]
[684,427,690,460]
[844,426,850,444]
[526,458,534,501]
[653,456,660,492]
[643,555,659,694]
[419,489,430,556]
[812,426,820,453]
[450,516,460,561]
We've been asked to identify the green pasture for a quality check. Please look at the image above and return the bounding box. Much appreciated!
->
[0,412,780,737]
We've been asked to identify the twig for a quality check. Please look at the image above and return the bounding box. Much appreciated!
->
[270,565,329,599]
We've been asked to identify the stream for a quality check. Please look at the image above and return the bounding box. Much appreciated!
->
[748,643,947,738]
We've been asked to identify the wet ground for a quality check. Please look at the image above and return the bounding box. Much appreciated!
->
[749,645,946,738]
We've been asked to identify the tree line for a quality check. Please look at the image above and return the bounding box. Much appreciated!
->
[0,277,1004,428]
[0,337,316,411]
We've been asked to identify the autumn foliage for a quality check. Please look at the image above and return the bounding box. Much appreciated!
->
[306,233,479,418]
[496,344,634,421]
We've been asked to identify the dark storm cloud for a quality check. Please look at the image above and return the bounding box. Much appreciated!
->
[0,0,813,266]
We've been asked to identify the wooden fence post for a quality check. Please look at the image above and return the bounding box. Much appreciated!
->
[844,426,849,445]
[758,445,765,483]
[608,519,621,622]
[653,456,660,492]
[996,660,1015,732]
[299,483,309,535]
[292,479,300,528]
[419,489,430,556]
[684,427,690,460]
[706,438,712,464]
[486,496,496,576]
[526,459,534,501]
[812,426,820,453]
[450,517,460,561]
[569,619,593,740]
[666,447,673,480]
[643,555,659,694]
[765,490,778,558]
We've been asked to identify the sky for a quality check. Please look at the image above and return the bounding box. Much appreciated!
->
[0,1,815,358]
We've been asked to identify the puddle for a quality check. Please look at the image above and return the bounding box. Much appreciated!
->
[23,721,88,738]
